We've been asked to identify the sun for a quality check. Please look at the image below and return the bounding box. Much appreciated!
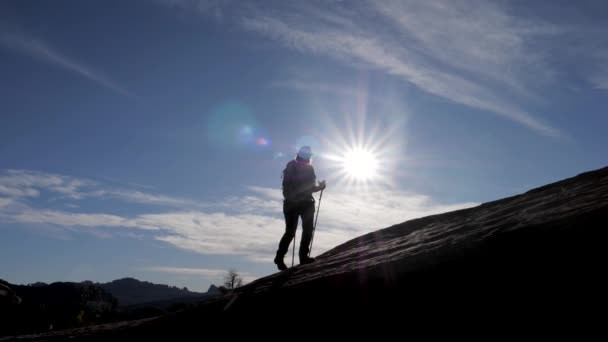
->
[305,86,405,189]
[324,143,386,186]
[342,148,379,181]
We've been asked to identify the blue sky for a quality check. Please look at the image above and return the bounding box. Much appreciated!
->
[1,0,606,292]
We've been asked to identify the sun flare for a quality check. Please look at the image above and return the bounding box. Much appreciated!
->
[342,148,379,181]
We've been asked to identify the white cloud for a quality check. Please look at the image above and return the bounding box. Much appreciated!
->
[0,168,477,263]
[143,211,285,261]
[0,184,39,198]
[236,187,478,258]
[0,169,199,208]
[8,209,150,230]
[0,33,133,98]
[100,189,201,208]
[0,169,91,199]
[147,189,475,261]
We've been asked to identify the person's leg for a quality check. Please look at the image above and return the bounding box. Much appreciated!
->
[275,201,299,269]
[298,201,315,263]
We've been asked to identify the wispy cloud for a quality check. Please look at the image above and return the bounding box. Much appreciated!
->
[156,0,567,136]
[155,0,231,21]
[370,1,552,91]
[0,169,93,199]
[269,79,364,98]
[7,209,148,230]
[0,33,133,98]
[240,4,560,137]
[0,184,39,198]
[0,169,197,208]
[0,168,477,263]
[142,211,285,261]
[268,78,406,112]
[93,189,201,208]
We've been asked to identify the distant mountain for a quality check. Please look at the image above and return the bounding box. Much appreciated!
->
[97,278,206,306]
[206,284,222,296]
[0,277,223,337]
[0,280,21,305]
[0,279,117,336]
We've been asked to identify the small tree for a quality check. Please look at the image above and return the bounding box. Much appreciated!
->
[223,269,244,290]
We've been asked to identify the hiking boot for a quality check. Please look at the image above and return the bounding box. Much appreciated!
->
[300,256,315,265]
[274,255,288,271]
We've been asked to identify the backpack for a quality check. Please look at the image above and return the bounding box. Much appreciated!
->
[281,160,297,200]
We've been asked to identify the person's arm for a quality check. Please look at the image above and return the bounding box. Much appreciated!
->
[312,180,326,192]
[310,166,325,192]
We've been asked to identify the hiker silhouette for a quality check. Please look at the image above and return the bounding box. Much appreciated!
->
[274,146,326,271]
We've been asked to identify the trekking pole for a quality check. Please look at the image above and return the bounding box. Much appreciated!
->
[309,189,323,257]
[291,232,296,268]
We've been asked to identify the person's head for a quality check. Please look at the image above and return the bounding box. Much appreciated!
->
[296,146,312,161]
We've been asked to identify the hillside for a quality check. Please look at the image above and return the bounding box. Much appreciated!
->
[3,166,607,340]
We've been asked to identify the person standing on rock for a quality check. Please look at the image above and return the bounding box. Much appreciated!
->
[274,146,326,271]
